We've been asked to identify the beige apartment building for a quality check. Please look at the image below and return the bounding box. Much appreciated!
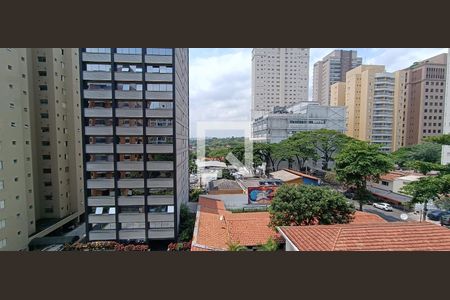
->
[1,48,84,251]
[251,48,309,120]
[0,48,36,250]
[330,81,346,106]
[393,53,447,150]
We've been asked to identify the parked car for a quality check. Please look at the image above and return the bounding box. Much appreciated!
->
[373,202,393,211]
[441,214,450,227]
[427,210,449,221]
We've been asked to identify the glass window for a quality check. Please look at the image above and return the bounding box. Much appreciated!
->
[86,82,112,90]
[86,64,111,72]
[85,48,111,53]
[147,65,173,74]
[148,153,174,161]
[0,200,4,209]
[148,101,173,110]
[148,171,173,179]
[0,180,3,190]
[147,84,173,92]
[146,48,173,56]
[148,136,173,144]
[117,83,143,91]
[116,48,142,55]
[116,64,143,73]
[147,118,173,127]
[148,205,168,213]
[148,188,173,195]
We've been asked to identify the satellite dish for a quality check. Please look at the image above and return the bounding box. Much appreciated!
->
[400,213,408,221]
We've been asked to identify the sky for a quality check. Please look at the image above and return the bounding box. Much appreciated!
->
[189,48,448,138]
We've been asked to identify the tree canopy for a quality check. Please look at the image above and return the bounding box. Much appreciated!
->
[268,184,355,228]
[392,142,441,167]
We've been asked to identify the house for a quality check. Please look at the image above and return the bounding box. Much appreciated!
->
[269,169,321,185]
[207,179,244,195]
[278,222,450,251]
[191,197,387,251]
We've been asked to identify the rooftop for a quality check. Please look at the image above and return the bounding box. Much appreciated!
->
[368,186,412,203]
[269,170,300,182]
[208,179,243,191]
[278,222,450,251]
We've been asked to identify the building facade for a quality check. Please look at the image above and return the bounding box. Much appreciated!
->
[442,49,450,165]
[0,48,36,251]
[251,48,310,120]
[80,48,189,243]
[313,50,362,106]
[252,103,346,143]
[393,53,447,150]
[330,81,346,106]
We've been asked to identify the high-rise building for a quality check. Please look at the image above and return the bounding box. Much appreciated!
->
[330,82,346,106]
[345,65,397,151]
[0,48,36,251]
[313,50,362,106]
[392,53,447,150]
[80,48,189,243]
[251,48,309,120]
[441,49,450,165]
[29,48,84,227]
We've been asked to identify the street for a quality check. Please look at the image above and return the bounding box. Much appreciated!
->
[347,199,421,223]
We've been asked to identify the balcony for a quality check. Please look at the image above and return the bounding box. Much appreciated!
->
[85,126,113,136]
[84,108,113,118]
[116,127,143,135]
[86,144,113,153]
[117,161,144,171]
[145,55,172,64]
[118,213,145,223]
[118,196,145,206]
[146,144,173,153]
[147,195,174,206]
[87,179,114,189]
[146,127,173,136]
[148,229,174,239]
[82,52,111,63]
[116,108,143,118]
[115,72,142,81]
[146,109,173,118]
[88,214,115,223]
[147,161,173,171]
[87,196,115,206]
[119,229,145,240]
[117,179,145,189]
[83,90,112,99]
[115,90,142,100]
[86,162,114,171]
[145,73,172,82]
[83,71,111,81]
[147,178,174,188]
[145,91,172,100]
[89,230,116,240]
[117,144,143,153]
[114,54,142,63]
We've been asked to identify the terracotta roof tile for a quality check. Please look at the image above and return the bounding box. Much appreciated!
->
[279,222,450,251]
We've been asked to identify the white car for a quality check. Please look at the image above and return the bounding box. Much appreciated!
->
[373,202,393,211]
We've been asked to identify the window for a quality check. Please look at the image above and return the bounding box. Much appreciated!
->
[381,181,389,186]
[146,48,173,56]
[38,70,47,76]
[85,48,111,53]
[45,195,53,200]
[10,122,16,127]
[116,83,143,91]
[147,83,173,92]
[0,161,2,170]
[148,101,173,110]
[37,56,46,62]
[44,181,52,187]
[0,180,3,190]
[147,65,173,74]
[41,127,49,133]
[43,168,52,174]
[116,64,143,73]
[42,155,51,160]
[0,238,6,249]
[86,64,111,72]
[116,48,142,55]
[9,103,15,109]
[45,207,54,213]
[42,141,50,146]
[40,99,48,104]
[40,113,49,119]
[0,219,5,229]
[7,65,12,70]
[0,200,4,209]
[39,85,48,91]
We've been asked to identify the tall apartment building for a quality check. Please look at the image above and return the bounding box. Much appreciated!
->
[29,48,84,226]
[441,49,450,165]
[251,48,309,120]
[345,65,397,152]
[252,102,346,143]
[313,50,362,106]
[393,53,447,150]
[0,48,36,251]
[80,48,189,243]
[330,82,346,106]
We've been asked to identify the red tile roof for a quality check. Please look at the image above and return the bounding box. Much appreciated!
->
[191,197,387,251]
[380,171,409,181]
[279,222,450,251]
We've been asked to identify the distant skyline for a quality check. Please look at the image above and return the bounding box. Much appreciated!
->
[189,48,447,138]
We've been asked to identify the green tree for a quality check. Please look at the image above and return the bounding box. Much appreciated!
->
[285,132,319,171]
[226,241,247,251]
[392,142,441,167]
[189,188,204,202]
[335,141,394,211]
[405,160,445,175]
[425,134,450,145]
[300,129,352,170]
[178,204,196,242]
[254,143,277,172]
[257,236,279,251]
[401,174,450,221]
[268,184,355,228]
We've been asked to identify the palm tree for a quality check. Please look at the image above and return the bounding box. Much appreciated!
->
[257,237,278,251]
[226,240,247,251]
